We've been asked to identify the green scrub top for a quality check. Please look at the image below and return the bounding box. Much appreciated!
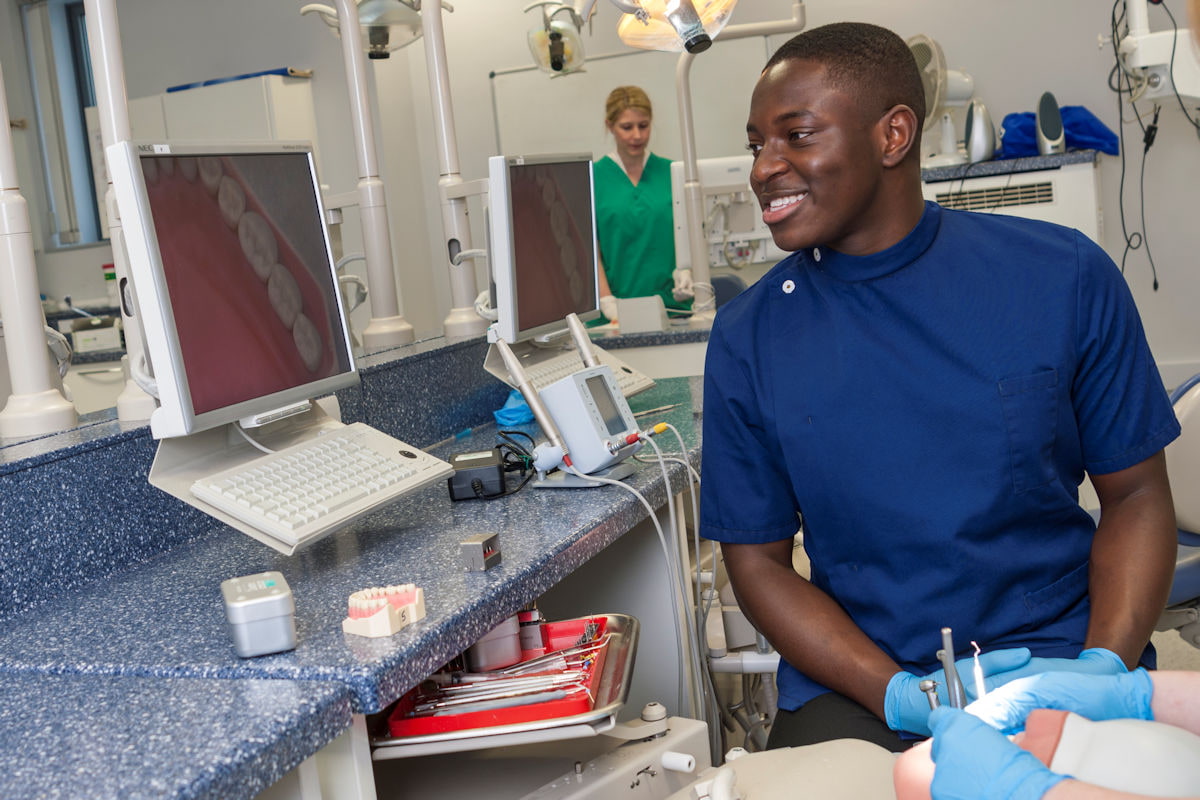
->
[593,153,688,313]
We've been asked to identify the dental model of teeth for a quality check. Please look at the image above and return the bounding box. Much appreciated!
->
[528,167,585,306]
[147,154,326,373]
[342,584,426,638]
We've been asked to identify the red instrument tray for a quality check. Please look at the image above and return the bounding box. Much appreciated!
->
[379,614,637,746]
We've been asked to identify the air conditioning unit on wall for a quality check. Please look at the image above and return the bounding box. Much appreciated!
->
[921,160,1102,245]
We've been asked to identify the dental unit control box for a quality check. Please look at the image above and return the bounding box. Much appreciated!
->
[221,571,296,658]
[538,366,641,475]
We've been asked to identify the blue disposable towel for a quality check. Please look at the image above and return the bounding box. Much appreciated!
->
[996,105,1119,159]
[493,389,534,426]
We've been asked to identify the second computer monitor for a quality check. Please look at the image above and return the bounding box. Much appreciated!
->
[487,153,600,343]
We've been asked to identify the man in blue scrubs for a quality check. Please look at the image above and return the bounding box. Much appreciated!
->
[700,22,1180,752]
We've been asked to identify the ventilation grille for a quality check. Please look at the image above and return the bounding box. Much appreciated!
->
[935,180,1055,211]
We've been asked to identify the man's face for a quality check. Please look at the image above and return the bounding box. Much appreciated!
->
[746,58,890,256]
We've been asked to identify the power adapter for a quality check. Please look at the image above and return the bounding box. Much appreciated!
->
[447,448,506,501]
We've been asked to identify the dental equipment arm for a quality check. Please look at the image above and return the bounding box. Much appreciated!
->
[493,337,569,472]
[1086,451,1176,667]
[565,312,599,369]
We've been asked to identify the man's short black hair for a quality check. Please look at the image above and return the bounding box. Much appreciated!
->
[764,22,926,134]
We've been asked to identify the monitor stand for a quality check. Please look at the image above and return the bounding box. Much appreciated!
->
[147,398,344,555]
[532,462,636,489]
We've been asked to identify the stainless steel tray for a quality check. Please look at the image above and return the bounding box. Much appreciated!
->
[371,613,639,759]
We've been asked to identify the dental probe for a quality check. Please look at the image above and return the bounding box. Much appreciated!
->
[936,626,968,709]
[971,641,987,701]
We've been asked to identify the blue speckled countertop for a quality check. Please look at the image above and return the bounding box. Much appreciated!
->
[0,674,350,800]
[0,378,702,716]
[920,149,1099,184]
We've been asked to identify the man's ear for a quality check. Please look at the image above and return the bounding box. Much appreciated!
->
[879,104,919,167]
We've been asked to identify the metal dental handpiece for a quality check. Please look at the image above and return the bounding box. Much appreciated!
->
[937,626,968,709]
[919,679,940,710]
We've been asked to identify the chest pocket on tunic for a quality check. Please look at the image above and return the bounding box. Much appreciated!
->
[998,369,1059,493]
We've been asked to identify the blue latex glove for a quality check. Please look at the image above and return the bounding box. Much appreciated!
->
[929,706,1068,800]
[968,668,1155,735]
[885,647,1033,736]
[982,647,1128,689]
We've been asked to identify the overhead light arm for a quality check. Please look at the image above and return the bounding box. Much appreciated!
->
[574,0,646,22]
[676,0,805,323]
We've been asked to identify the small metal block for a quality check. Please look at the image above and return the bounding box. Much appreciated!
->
[461,532,501,571]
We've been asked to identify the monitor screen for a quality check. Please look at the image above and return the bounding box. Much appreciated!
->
[487,153,600,343]
[108,141,357,439]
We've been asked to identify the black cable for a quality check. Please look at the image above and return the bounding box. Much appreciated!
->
[1137,120,1160,290]
[1110,0,1156,285]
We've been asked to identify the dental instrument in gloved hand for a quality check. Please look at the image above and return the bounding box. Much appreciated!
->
[886,637,1034,737]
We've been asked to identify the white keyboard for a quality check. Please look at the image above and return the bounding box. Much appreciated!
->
[191,423,453,547]
[525,348,655,398]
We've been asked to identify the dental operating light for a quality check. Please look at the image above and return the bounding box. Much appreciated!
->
[525,2,587,74]
[574,0,738,54]
[300,0,427,58]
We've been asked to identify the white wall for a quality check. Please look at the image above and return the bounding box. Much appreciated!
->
[3,0,1198,379]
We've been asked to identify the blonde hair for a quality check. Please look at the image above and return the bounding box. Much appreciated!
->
[605,86,653,125]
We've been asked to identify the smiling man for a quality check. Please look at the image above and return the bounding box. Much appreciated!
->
[699,22,1180,752]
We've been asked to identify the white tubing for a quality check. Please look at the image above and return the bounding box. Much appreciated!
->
[708,651,781,674]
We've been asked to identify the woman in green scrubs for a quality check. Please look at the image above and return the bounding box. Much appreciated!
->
[594,86,692,322]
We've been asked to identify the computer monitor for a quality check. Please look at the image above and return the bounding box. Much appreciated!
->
[670,155,785,272]
[486,153,601,344]
[108,141,357,439]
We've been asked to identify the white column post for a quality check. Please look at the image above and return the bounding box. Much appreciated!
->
[421,2,489,337]
[82,0,158,422]
[333,0,416,349]
[0,59,78,437]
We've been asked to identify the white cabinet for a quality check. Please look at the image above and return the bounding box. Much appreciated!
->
[86,74,321,238]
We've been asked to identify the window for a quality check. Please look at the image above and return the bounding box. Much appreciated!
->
[20,0,102,248]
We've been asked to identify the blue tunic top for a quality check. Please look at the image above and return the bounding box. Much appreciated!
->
[700,202,1180,711]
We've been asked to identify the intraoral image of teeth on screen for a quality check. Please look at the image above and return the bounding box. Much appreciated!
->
[492,155,600,343]
[135,148,354,432]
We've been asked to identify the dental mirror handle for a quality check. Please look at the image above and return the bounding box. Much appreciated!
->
[565,312,599,369]
[494,338,569,460]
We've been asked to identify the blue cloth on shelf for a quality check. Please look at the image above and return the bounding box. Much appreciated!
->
[996,105,1119,158]
[493,389,534,426]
